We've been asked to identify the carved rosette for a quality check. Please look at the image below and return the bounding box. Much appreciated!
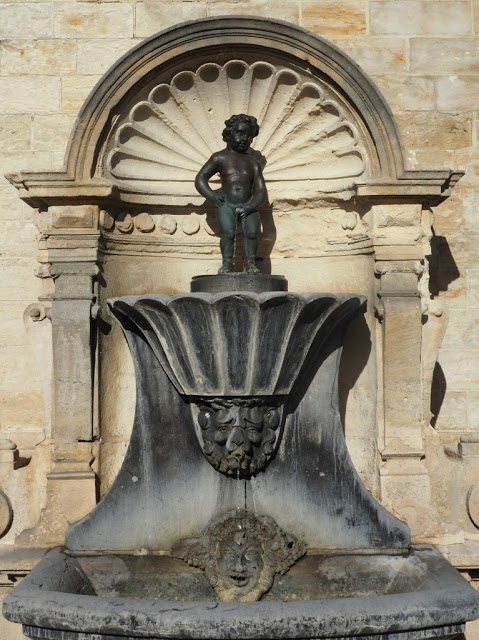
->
[171,509,306,602]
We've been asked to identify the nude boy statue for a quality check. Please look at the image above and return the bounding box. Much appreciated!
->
[195,114,267,274]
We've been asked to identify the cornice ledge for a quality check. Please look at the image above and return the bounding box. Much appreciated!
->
[6,171,112,208]
[7,167,463,209]
[356,169,464,201]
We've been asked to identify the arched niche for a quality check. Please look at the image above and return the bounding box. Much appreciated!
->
[7,17,463,531]
[9,16,461,206]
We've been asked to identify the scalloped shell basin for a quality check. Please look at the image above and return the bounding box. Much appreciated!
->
[108,291,360,397]
[3,546,479,640]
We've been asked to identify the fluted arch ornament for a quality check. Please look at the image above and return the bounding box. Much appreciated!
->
[6,17,462,207]
[105,60,367,202]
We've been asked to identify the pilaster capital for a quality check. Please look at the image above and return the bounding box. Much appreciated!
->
[33,204,99,234]
[374,260,424,277]
[50,261,99,302]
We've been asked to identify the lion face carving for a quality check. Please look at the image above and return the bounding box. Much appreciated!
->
[192,398,284,478]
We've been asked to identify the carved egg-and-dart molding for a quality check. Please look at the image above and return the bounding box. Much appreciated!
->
[106,60,367,203]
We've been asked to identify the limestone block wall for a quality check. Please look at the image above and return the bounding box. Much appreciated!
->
[1,1,479,638]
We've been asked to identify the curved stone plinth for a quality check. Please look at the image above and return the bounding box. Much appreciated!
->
[191,274,288,293]
[65,291,411,552]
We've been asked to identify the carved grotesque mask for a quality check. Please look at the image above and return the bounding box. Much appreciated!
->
[215,533,265,600]
[193,398,283,478]
[172,510,306,602]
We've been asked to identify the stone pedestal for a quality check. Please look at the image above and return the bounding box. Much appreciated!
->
[66,291,409,552]
[191,274,288,293]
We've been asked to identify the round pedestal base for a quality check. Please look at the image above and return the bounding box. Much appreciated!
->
[190,274,288,293]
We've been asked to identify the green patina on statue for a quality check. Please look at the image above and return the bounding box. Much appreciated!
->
[195,114,267,274]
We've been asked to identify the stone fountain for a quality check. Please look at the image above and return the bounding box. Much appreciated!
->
[3,274,479,639]
[2,15,479,640]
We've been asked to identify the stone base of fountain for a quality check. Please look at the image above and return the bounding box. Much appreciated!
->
[3,290,478,638]
[191,273,288,293]
[5,545,477,640]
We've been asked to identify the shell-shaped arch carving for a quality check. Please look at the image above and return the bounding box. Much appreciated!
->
[106,60,366,202]
[8,17,455,211]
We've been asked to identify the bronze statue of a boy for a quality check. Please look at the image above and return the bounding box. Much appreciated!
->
[195,114,267,274]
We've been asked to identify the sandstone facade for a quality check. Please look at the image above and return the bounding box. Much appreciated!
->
[1,1,479,638]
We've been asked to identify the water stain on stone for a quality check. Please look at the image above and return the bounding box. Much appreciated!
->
[67,16,82,27]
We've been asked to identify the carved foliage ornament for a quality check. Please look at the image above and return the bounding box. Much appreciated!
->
[172,510,306,601]
[106,60,366,199]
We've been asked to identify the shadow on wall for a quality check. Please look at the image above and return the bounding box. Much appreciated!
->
[338,315,372,433]
[428,234,460,298]
[428,232,460,429]
[430,362,446,429]
[285,309,371,428]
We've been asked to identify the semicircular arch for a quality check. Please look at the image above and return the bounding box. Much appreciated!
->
[66,16,407,198]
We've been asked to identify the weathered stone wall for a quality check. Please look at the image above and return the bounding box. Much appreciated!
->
[1,1,479,638]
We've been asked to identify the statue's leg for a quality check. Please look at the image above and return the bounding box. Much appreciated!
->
[217,204,236,273]
[242,211,260,273]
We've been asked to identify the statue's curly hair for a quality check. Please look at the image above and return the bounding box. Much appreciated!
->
[222,114,259,142]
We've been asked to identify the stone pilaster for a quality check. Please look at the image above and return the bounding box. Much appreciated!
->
[375,257,425,459]
[15,205,100,546]
[375,254,438,537]
[370,199,442,538]
[43,205,100,446]
[50,260,98,444]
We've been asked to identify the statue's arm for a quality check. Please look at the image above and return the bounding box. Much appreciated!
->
[195,154,225,206]
[238,162,267,219]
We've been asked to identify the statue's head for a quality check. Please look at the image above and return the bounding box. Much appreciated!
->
[223,114,259,153]
[172,510,306,602]
[194,398,283,478]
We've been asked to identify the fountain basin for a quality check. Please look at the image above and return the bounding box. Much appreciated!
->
[4,545,478,640]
